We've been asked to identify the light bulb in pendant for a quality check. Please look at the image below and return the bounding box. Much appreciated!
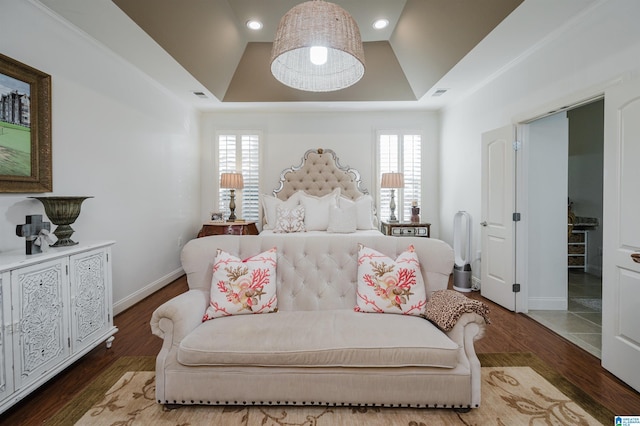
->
[310,46,327,65]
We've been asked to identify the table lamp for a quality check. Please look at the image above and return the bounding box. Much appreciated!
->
[381,172,404,222]
[220,172,244,221]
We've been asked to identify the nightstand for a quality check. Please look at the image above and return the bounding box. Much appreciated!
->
[381,221,431,238]
[197,221,259,238]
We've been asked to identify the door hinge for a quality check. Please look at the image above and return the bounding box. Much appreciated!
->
[512,283,521,293]
[512,212,521,222]
[68,337,71,348]
[513,140,522,151]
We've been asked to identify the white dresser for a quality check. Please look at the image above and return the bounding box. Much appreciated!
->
[0,241,117,414]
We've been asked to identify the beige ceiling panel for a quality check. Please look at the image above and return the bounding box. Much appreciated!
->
[112,0,245,101]
[391,0,523,99]
[224,41,415,102]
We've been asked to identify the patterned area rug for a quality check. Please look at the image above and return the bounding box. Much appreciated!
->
[47,354,612,425]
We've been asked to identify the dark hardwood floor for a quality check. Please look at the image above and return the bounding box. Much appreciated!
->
[1,275,639,424]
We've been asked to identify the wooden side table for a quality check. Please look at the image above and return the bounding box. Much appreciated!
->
[381,221,431,238]
[197,221,259,238]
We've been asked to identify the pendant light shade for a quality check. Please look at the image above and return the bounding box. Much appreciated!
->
[270,0,365,92]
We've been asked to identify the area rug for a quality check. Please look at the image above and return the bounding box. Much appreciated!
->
[570,297,603,312]
[46,354,613,425]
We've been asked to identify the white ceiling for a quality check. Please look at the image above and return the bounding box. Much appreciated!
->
[35,0,601,112]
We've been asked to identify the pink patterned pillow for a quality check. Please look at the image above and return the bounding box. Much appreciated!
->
[203,248,278,321]
[355,244,427,316]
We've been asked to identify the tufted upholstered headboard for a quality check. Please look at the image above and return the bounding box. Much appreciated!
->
[272,148,369,200]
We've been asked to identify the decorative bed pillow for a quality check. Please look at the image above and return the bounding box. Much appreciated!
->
[299,188,340,231]
[355,244,427,316]
[327,204,357,233]
[203,248,278,321]
[261,192,301,230]
[340,195,375,230]
[273,205,306,233]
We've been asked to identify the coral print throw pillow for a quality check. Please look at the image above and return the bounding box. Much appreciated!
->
[203,247,278,321]
[355,244,427,316]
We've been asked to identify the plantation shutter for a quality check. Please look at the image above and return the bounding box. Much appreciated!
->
[378,132,421,222]
[217,133,261,222]
[240,135,260,221]
[402,134,421,221]
[218,135,237,217]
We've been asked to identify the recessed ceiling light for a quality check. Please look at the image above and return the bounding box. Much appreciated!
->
[246,20,263,30]
[372,19,389,30]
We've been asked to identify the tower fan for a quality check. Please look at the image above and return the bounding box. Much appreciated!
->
[453,211,472,292]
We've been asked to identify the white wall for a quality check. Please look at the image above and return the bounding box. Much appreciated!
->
[440,0,640,284]
[1,0,201,313]
[200,110,440,236]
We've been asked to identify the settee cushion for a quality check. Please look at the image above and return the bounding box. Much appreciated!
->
[355,244,427,316]
[179,309,459,368]
[203,248,278,321]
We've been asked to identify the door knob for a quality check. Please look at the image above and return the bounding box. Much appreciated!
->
[632,253,640,264]
[480,221,488,227]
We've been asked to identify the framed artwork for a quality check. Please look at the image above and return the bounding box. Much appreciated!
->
[0,53,52,192]
[211,212,224,222]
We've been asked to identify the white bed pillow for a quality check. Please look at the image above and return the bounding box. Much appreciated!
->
[261,192,301,230]
[298,188,340,231]
[327,204,357,233]
[339,195,375,230]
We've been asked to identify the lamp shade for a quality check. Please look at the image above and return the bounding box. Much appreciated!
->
[220,173,244,189]
[381,172,404,188]
[270,0,365,92]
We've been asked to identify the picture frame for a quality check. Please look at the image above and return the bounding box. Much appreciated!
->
[0,53,52,193]
[210,212,224,222]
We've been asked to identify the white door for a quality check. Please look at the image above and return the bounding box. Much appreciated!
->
[601,77,640,392]
[481,125,517,311]
[526,113,569,310]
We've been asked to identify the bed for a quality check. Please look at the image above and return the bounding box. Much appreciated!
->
[260,148,381,235]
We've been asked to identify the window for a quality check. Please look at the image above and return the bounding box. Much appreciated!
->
[217,132,261,221]
[378,132,422,222]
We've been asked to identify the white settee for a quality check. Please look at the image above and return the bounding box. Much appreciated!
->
[151,234,488,409]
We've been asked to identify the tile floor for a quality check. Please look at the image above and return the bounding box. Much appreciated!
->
[527,270,602,358]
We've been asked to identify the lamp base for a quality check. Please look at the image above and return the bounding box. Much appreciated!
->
[228,189,236,222]
[389,189,398,222]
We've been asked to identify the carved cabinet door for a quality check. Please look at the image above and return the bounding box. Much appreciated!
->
[0,272,14,403]
[11,258,70,389]
[69,248,110,354]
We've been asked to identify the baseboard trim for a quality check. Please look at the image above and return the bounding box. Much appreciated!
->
[528,297,567,311]
[113,268,184,315]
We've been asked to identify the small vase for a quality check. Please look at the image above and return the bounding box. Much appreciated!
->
[30,196,93,246]
[411,206,420,223]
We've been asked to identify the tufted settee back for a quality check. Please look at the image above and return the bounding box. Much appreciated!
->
[181,235,454,312]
